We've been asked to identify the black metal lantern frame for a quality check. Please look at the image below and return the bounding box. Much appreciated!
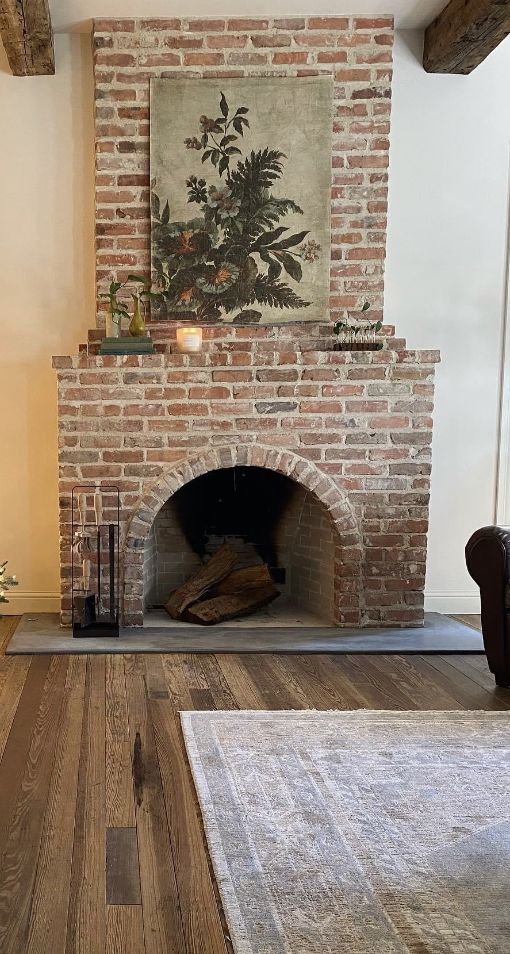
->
[71,484,120,637]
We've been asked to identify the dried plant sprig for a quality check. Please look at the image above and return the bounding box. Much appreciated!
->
[0,561,18,604]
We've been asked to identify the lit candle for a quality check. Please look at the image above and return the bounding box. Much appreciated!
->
[176,326,203,354]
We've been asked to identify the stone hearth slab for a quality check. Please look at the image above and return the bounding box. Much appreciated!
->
[6,613,484,655]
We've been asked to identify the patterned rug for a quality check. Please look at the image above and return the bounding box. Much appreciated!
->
[181,710,510,954]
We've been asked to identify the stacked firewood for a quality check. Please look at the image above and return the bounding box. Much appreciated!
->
[165,543,279,625]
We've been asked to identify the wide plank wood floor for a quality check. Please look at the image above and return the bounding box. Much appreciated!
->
[0,614,507,953]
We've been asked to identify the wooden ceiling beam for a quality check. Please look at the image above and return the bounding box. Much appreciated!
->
[0,0,54,76]
[424,0,510,74]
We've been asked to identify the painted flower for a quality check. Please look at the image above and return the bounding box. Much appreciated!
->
[300,239,321,263]
[169,285,202,311]
[200,115,222,134]
[160,220,212,261]
[207,186,241,221]
[184,137,202,150]
[178,287,195,304]
[196,263,240,294]
[164,267,204,311]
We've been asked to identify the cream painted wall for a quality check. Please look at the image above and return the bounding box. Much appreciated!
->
[0,34,95,613]
[1,24,509,615]
[48,0,445,31]
[385,31,510,613]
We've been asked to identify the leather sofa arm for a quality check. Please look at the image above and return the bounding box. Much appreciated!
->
[465,526,510,685]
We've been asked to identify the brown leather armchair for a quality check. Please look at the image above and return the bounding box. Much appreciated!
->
[465,526,510,687]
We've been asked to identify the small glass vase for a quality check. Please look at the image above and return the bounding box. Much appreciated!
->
[105,296,121,338]
[129,295,146,337]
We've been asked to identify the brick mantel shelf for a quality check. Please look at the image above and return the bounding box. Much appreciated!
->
[54,327,439,627]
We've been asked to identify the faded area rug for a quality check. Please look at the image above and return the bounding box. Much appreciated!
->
[181,710,510,954]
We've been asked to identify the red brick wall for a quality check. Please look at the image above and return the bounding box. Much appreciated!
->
[93,16,393,328]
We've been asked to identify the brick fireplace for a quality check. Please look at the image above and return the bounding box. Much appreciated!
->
[53,16,440,629]
[55,329,439,627]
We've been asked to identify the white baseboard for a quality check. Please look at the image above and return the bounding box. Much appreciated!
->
[2,591,481,618]
[424,592,480,615]
[2,592,60,615]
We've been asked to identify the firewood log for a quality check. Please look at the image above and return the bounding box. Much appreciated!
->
[183,583,279,626]
[164,543,238,619]
[212,564,274,596]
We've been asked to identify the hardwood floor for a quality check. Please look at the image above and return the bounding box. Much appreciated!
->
[0,613,506,953]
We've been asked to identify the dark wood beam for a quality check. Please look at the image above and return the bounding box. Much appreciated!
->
[424,0,510,74]
[0,0,54,76]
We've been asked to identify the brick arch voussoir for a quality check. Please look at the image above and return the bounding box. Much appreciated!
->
[124,445,361,560]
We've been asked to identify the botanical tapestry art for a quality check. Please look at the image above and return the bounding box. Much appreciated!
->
[150,77,332,323]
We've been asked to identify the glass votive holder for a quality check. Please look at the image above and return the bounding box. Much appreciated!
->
[175,326,203,353]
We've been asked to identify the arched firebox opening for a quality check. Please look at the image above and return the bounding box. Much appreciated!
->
[143,465,337,626]
[123,444,363,627]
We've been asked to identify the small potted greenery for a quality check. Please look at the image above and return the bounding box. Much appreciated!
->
[333,302,383,351]
[101,281,130,339]
[101,274,162,338]
[0,561,18,611]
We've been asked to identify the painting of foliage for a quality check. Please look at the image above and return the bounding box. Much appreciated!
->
[150,77,332,323]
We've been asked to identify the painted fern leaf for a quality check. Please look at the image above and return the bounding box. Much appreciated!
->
[228,148,286,196]
[248,196,304,237]
[249,276,311,310]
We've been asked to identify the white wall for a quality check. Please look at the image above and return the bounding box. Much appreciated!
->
[1,24,509,615]
[385,31,510,613]
[0,34,95,613]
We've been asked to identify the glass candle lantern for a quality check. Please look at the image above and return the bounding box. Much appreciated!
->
[176,326,203,353]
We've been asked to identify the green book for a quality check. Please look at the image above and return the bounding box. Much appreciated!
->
[100,336,155,355]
